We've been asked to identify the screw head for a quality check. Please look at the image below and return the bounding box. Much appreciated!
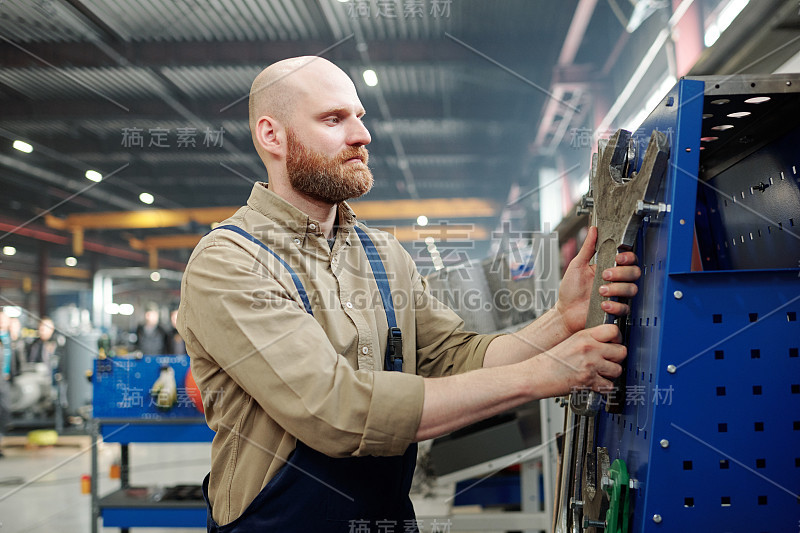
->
[653,514,662,523]
[660,439,670,448]
[673,290,683,299]
[667,364,677,374]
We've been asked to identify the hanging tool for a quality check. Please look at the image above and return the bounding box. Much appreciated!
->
[553,128,670,533]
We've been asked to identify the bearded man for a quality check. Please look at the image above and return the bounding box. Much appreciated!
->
[178,57,641,532]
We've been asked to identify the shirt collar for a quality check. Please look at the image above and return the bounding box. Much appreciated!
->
[246,182,357,242]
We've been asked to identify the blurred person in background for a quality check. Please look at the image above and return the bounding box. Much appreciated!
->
[168,309,186,355]
[26,316,57,367]
[135,303,169,355]
[0,309,13,457]
[6,316,25,378]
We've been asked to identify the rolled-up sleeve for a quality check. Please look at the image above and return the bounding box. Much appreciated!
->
[182,235,424,457]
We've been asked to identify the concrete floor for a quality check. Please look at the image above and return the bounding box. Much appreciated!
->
[0,435,209,533]
[0,434,521,533]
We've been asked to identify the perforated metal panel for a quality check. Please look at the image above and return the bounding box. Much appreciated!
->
[595,76,800,532]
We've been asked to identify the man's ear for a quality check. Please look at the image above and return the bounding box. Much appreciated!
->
[255,116,285,158]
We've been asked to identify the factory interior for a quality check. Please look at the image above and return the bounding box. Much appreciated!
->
[0,0,799,532]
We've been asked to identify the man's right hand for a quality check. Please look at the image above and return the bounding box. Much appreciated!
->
[528,324,626,397]
[414,324,626,442]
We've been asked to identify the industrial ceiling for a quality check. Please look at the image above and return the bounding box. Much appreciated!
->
[0,0,798,308]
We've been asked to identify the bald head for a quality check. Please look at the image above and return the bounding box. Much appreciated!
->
[249,57,357,154]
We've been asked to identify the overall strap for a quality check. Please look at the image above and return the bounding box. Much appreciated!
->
[353,227,397,328]
[212,225,313,316]
[353,226,403,372]
[212,224,402,372]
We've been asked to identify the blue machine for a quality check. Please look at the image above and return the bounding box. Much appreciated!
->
[93,354,204,419]
[91,355,213,532]
[595,76,800,531]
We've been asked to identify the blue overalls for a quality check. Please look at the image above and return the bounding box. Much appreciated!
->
[202,225,418,532]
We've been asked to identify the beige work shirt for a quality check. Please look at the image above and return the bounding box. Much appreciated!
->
[178,182,501,525]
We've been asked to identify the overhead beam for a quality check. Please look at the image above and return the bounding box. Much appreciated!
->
[125,224,490,250]
[378,224,490,243]
[45,207,238,230]
[0,218,186,270]
[44,198,498,231]
[0,38,547,69]
[49,266,91,280]
[129,234,203,250]
[0,93,519,122]
[355,198,498,220]
[9,121,529,157]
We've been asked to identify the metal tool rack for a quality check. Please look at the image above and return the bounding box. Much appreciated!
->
[90,355,213,533]
[594,75,800,532]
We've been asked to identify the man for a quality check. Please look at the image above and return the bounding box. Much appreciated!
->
[135,303,169,355]
[178,57,640,532]
[0,309,14,457]
[26,316,56,367]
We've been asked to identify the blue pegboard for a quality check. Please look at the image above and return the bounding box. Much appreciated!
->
[595,77,800,532]
[92,355,206,420]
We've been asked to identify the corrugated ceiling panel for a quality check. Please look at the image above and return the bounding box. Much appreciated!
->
[320,0,451,41]
[77,0,325,42]
[0,0,102,42]
[160,66,263,99]
[79,119,191,139]
[0,67,165,100]
[138,152,256,165]
[360,64,451,96]
[1,120,73,137]
[370,118,474,138]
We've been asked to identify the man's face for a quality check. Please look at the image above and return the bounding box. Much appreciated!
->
[144,310,159,326]
[39,319,54,341]
[286,127,372,204]
[281,65,373,204]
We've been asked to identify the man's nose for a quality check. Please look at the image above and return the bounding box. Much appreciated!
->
[347,118,371,146]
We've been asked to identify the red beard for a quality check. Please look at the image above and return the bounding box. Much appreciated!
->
[286,129,373,204]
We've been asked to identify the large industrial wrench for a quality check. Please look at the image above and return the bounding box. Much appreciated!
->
[554,129,670,533]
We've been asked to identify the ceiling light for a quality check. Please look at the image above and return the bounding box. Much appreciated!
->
[150,271,161,282]
[424,236,435,245]
[363,69,378,87]
[118,303,134,316]
[65,257,77,267]
[705,0,749,47]
[417,215,429,226]
[106,303,120,315]
[139,192,154,205]
[13,140,33,153]
[704,24,720,47]
[85,170,102,182]
[2,246,16,256]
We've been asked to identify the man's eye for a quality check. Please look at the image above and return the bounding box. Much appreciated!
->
[325,117,340,124]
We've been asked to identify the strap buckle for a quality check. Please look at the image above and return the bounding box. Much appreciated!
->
[385,327,403,372]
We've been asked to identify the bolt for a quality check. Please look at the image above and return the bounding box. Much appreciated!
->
[652,514,663,524]
[667,364,677,374]
[629,478,641,489]
[673,290,683,300]
[787,81,792,86]
[570,499,584,510]
[601,475,613,489]
[660,439,670,448]
[584,518,606,529]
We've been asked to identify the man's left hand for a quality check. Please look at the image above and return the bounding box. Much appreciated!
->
[555,226,642,335]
